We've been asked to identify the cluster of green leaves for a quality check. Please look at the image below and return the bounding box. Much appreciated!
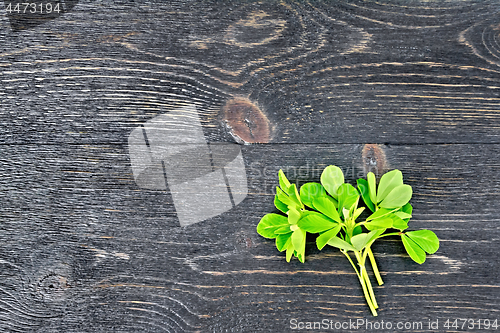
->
[257,166,440,316]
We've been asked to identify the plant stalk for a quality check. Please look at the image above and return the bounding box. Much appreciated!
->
[345,250,378,316]
[355,251,379,310]
[361,265,378,309]
[367,247,384,285]
[357,266,378,316]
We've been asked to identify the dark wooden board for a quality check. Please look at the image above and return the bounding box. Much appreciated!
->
[1,0,499,332]
[1,143,499,332]
[1,0,500,146]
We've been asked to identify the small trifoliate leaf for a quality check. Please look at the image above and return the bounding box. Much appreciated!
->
[401,234,426,264]
[379,184,412,209]
[376,169,403,203]
[257,214,288,239]
[312,196,342,223]
[406,230,439,254]
[297,211,338,233]
[316,225,342,250]
[321,165,344,199]
[300,182,327,208]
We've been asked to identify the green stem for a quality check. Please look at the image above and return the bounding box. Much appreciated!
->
[376,232,401,238]
[358,249,379,309]
[361,265,378,309]
[352,251,378,316]
[358,265,378,316]
[342,250,360,276]
[367,247,384,285]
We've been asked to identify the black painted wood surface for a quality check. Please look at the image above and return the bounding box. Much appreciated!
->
[1,1,499,332]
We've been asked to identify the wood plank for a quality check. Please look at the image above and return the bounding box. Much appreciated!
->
[0,143,498,331]
[1,1,500,145]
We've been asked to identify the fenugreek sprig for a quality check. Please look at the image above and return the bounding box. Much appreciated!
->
[257,166,439,316]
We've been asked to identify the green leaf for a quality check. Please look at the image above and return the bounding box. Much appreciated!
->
[321,165,344,199]
[288,207,301,224]
[312,196,342,223]
[353,225,363,236]
[285,242,294,262]
[394,211,412,220]
[257,214,288,239]
[326,237,357,252]
[401,203,413,222]
[316,225,342,250]
[365,217,393,230]
[274,195,288,214]
[351,230,382,251]
[401,203,412,213]
[342,207,350,220]
[406,230,439,254]
[278,169,291,191]
[300,182,327,208]
[351,233,371,251]
[352,207,365,221]
[276,187,291,205]
[274,226,292,235]
[357,178,375,212]
[391,214,409,230]
[291,228,306,249]
[297,211,338,233]
[337,183,360,211]
[291,228,306,262]
[276,233,292,251]
[401,234,426,264]
[365,212,407,231]
[376,169,403,203]
[292,183,301,201]
[379,184,412,209]
[367,172,377,205]
[287,184,302,207]
[320,195,338,210]
[366,208,396,221]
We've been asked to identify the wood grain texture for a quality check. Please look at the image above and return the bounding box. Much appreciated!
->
[0,0,499,332]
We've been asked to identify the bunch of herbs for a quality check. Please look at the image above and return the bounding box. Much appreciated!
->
[256,166,439,316]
